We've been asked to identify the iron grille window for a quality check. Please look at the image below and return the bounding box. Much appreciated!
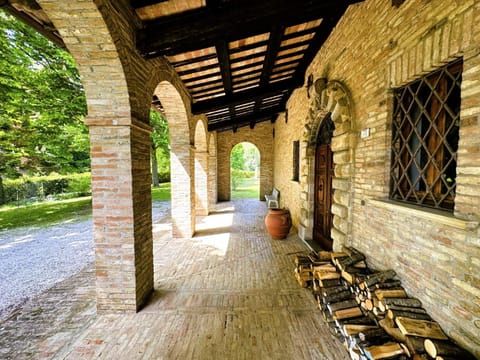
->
[292,140,300,182]
[390,59,462,211]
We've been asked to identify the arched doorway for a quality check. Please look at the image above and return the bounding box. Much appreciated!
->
[230,142,260,199]
[313,114,335,250]
[300,80,356,252]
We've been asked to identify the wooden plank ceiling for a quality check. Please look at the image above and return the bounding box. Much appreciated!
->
[2,0,363,132]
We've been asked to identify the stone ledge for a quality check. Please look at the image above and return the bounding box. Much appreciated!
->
[368,198,479,231]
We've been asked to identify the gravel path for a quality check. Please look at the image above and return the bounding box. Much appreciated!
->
[0,201,171,316]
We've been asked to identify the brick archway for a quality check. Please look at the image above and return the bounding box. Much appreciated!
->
[301,80,356,251]
[194,118,209,215]
[153,81,195,237]
[38,0,157,312]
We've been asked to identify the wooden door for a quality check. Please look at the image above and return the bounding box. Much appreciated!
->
[314,143,334,250]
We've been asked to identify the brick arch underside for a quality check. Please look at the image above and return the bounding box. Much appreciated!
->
[301,80,355,252]
[154,81,195,237]
[194,119,209,215]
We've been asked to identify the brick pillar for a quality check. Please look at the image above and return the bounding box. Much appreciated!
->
[208,137,218,208]
[170,143,195,238]
[89,123,153,312]
[195,151,209,215]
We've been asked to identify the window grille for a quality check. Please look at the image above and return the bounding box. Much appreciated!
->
[389,59,462,211]
[292,140,300,182]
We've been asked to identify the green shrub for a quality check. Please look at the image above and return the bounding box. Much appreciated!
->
[67,173,91,196]
[1,172,91,205]
[157,170,170,184]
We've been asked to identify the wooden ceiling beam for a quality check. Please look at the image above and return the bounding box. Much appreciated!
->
[138,0,363,57]
[192,79,297,114]
[130,0,168,9]
[207,106,283,132]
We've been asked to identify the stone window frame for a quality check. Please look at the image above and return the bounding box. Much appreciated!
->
[389,58,463,212]
[299,79,356,251]
[292,140,300,182]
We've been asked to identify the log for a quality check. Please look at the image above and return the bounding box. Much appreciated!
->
[336,251,366,270]
[335,314,377,327]
[333,306,363,320]
[395,317,448,340]
[424,339,476,360]
[375,289,407,300]
[405,335,427,354]
[363,270,397,288]
[314,270,341,280]
[317,250,333,261]
[322,290,353,303]
[319,278,342,288]
[379,297,423,312]
[343,324,379,336]
[387,309,432,321]
[386,304,427,314]
[327,299,358,313]
[322,285,348,297]
[363,342,410,359]
[379,319,405,343]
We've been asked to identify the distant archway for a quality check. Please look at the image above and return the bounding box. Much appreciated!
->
[230,142,260,199]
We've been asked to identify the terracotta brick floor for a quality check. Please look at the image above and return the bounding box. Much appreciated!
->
[1,200,349,360]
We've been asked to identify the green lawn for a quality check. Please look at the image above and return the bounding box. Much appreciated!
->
[231,177,260,199]
[151,182,171,201]
[0,182,172,230]
[0,197,92,230]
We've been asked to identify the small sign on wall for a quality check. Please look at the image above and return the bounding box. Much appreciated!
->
[360,128,370,139]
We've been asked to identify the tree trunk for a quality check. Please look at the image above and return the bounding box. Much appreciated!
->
[0,176,4,205]
[151,140,159,187]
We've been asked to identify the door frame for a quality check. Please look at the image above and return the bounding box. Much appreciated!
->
[298,80,356,252]
[313,115,335,250]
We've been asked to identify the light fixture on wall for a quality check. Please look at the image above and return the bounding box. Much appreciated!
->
[392,0,405,7]
[307,74,314,98]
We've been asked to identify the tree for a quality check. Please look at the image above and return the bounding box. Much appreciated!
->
[230,143,245,170]
[150,109,169,186]
[0,9,88,178]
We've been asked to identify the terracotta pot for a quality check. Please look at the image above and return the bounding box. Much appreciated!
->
[265,208,292,240]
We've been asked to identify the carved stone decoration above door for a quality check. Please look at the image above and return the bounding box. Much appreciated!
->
[299,79,356,252]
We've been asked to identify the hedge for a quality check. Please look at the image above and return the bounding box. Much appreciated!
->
[1,172,91,205]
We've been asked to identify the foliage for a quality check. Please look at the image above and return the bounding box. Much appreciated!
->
[1,172,91,205]
[230,142,259,191]
[150,109,170,186]
[0,197,92,230]
[0,9,89,178]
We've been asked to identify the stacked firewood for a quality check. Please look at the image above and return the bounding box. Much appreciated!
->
[293,247,476,360]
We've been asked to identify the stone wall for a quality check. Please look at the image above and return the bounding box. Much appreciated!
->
[274,0,480,355]
[217,122,274,201]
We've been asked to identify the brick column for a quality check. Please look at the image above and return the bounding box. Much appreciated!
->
[195,151,209,215]
[170,143,195,238]
[89,123,153,312]
[208,136,218,209]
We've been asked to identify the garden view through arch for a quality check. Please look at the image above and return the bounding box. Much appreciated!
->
[230,142,260,199]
